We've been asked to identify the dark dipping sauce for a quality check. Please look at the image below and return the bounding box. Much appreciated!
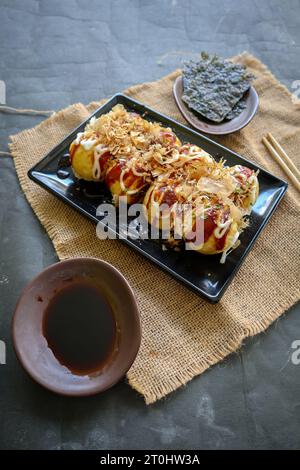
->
[42,280,117,376]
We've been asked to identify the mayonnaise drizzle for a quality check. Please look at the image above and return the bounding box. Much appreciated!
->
[220,230,240,264]
[92,145,109,180]
[214,218,233,239]
[74,129,99,151]
[74,132,84,145]
[120,168,144,195]
[89,116,97,126]
[81,138,98,151]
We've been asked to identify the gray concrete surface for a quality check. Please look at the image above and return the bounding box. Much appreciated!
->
[0,0,299,450]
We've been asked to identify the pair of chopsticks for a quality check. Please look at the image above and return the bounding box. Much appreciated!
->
[262,133,300,191]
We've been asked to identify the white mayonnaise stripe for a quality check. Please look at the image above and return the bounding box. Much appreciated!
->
[214,218,233,239]
[120,168,144,195]
[81,138,98,151]
[92,146,109,180]
[220,230,240,264]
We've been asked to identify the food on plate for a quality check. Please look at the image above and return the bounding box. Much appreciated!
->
[182,52,255,123]
[105,157,149,205]
[229,165,259,214]
[143,155,250,262]
[69,131,113,182]
[143,144,221,228]
[69,105,259,262]
[69,104,181,203]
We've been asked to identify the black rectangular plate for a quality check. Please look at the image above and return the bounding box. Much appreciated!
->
[28,94,287,302]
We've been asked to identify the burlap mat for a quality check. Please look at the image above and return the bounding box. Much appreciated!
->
[9,53,300,404]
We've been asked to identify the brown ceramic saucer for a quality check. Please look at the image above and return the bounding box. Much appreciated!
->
[173,75,259,135]
[12,258,141,397]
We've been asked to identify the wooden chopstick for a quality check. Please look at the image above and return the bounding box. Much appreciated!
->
[267,133,300,181]
[262,136,300,191]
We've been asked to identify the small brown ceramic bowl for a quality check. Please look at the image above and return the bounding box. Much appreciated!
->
[173,75,259,135]
[12,258,141,396]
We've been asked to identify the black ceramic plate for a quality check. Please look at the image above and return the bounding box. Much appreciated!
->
[28,94,287,303]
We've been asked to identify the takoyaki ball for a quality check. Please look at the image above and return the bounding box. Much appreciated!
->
[159,130,181,148]
[184,198,240,255]
[127,117,180,151]
[69,132,112,182]
[179,144,213,161]
[105,159,149,205]
[143,180,181,230]
[229,165,259,213]
[178,144,216,180]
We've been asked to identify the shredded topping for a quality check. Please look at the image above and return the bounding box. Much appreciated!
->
[70,104,259,262]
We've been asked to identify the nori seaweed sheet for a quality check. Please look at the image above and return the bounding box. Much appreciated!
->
[225,94,247,120]
[182,53,254,123]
